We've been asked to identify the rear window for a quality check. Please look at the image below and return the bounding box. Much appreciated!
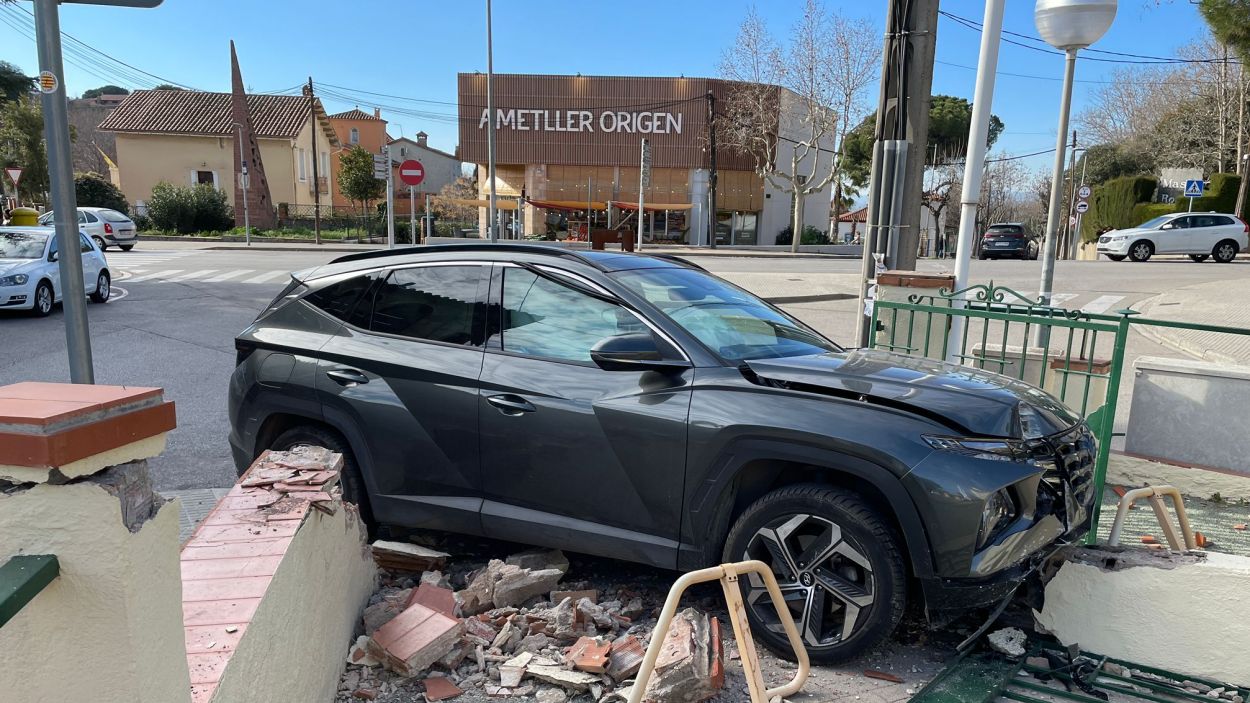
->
[97,209,131,223]
[305,274,375,327]
[368,266,482,345]
[987,226,1022,236]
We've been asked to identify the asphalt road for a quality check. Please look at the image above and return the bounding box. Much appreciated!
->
[1,245,1240,491]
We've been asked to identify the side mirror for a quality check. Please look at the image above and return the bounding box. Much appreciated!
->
[590,332,690,373]
[1160,223,1174,230]
[48,251,58,262]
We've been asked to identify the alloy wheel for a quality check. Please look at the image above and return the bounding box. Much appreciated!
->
[97,273,109,299]
[1132,243,1151,260]
[1217,243,1237,262]
[37,285,52,314]
[742,513,875,648]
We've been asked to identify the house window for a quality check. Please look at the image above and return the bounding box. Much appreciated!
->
[320,151,329,177]
[195,170,215,186]
[350,128,359,145]
[400,147,407,158]
[298,148,307,181]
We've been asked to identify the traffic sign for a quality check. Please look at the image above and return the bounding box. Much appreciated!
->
[372,154,389,180]
[1185,179,1205,197]
[1069,216,1078,227]
[4,167,21,187]
[399,160,425,187]
[1075,200,1089,214]
[1077,185,1091,200]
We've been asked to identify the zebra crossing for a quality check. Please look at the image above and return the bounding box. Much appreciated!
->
[111,250,293,286]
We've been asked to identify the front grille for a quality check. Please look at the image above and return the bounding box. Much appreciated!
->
[1039,424,1097,530]
[1099,236,1110,244]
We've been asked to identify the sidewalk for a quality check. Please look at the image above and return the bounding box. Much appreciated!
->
[1136,277,1250,364]
[142,237,861,259]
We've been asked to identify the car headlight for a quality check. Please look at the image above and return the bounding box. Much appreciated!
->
[1112,235,1128,241]
[978,489,1017,548]
[0,273,29,286]
[923,435,1023,461]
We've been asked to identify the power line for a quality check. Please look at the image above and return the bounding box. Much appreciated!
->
[939,10,1242,66]
[934,58,1231,86]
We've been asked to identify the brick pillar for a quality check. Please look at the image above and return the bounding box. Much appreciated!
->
[230,41,276,229]
[0,382,187,703]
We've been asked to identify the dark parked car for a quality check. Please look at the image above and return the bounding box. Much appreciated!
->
[979,223,1039,260]
[229,244,1096,662]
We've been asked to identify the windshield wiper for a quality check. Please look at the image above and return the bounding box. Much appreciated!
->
[514,261,627,308]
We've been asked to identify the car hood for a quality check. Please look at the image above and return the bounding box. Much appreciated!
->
[1105,227,1155,238]
[0,258,38,276]
[744,349,1080,438]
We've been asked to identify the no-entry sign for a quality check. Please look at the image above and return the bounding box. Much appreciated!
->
[399,160,425,187]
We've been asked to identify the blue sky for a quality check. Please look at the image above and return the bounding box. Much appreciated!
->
[0,0,1216,174]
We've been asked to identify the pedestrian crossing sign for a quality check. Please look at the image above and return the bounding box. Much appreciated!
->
[1185,179,1205,197]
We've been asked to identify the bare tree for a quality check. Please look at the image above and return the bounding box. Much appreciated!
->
[719,1,877,251]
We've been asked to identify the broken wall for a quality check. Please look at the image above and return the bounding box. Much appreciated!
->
[0,462,192,703]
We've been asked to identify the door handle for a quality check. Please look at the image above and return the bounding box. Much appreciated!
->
[326,368,369,386]
[486,394,536,415]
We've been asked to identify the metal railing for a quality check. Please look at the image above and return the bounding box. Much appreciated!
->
[870,282,1250,540]
[0,555,59,628]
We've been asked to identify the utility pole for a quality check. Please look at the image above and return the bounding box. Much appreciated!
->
[485,0,498,242]
[34,0,93,383]
[233,123,251,246]
[1062,130,1078,258]
[425,193,433,242]
[706,90,718,249]
[308,77,322,245]
[385,143,395,249]
[895,0,940,271]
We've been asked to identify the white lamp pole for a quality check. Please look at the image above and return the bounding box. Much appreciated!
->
[1033,0,1117,348]
[947,0,1006,363]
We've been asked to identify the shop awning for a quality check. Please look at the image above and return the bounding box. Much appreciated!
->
[433,198,519,211]
[609,201,693,212]
[526,199,609,212]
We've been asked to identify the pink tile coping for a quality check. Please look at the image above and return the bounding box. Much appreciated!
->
[178,448,342,701]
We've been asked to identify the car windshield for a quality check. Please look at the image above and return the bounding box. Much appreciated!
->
[0,231,49,259]
[1138,216,1174,229]
[97,209,130,223]
[612,267,841,362]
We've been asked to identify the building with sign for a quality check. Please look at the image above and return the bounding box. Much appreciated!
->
[457,73,833,246]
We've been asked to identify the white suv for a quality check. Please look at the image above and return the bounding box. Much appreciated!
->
[1098,212,1249,263]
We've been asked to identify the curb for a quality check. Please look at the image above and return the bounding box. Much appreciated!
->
[1131,291,1240,365]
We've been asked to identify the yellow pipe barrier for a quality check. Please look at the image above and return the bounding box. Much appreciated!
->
[627,560,809,703]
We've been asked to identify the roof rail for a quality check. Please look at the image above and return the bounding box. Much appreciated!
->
[329,242,592,266]
[644,252,705,271]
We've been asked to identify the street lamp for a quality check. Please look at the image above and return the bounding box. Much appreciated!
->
[1034,0,1116,347]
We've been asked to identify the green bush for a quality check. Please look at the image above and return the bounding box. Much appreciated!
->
[132,212,152,231]
[1081,176,1157,241]
[146,182,234,234]
[74,172,128,214]
[1120,174,1244,233]
[775,225,829,246]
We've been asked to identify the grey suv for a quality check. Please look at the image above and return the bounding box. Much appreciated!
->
[229,244,1096,662]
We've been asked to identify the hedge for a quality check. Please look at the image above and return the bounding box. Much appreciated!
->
[1083,173,1246,241]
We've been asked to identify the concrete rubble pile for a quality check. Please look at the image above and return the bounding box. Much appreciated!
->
[336,545,725,703]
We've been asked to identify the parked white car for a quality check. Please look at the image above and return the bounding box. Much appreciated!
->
[1097,212,1249,263]
[0,227,111,316]
[37,207,137,252]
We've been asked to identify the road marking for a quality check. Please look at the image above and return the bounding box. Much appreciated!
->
[108,285,128,302]
[241,270,289,284]
[125,269,183,282]
[169,269,217,282]
[1049,293,1079,306]
[203,269,253,282]
[1081,295,1125,314]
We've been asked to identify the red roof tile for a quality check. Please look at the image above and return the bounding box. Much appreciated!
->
[329,108,383,121]
[99,89,315,139]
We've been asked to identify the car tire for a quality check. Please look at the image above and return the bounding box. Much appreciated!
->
[89,271,110,303]
[1189,254,1209,263]
[33,280,54,317]
[269,425,375,528]
[120,245,134,252]
[722,484,906,664]
[1128,240,1154,262]
[1106,254,1126,262]
[92,235,107,251]
[1213,239,1239,263]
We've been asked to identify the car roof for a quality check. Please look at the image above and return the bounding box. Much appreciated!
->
[304,243,701,282]
[0,226,55,234]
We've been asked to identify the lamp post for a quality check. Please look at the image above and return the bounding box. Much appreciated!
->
[485,0,498,242]
[1033,0,1117,348]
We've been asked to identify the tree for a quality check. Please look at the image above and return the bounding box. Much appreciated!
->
[75,172,128,213]
[80,85,129,99]
[718,1,877,251]
[436,176,479,221]
[337,146,384,216]
[841,96,1005,189]
[1199,0,1250,59]
[0,98,49,203]
[1076,143,1156,186]
[152,84,184,91]
[0,61,32,104]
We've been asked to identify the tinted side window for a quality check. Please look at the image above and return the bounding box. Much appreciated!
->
[370,266,482,345]
[1214,216,1235,226]
[83,211,99,223]
[79,234,92,253]
[492,267,643,363]
[306,275,375,326]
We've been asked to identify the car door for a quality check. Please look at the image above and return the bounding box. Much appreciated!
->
[80,210,102,238]
[78,233,100,288]
[1158,216,1192,253]
[476,263,693,568]
[313,264,490,535]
